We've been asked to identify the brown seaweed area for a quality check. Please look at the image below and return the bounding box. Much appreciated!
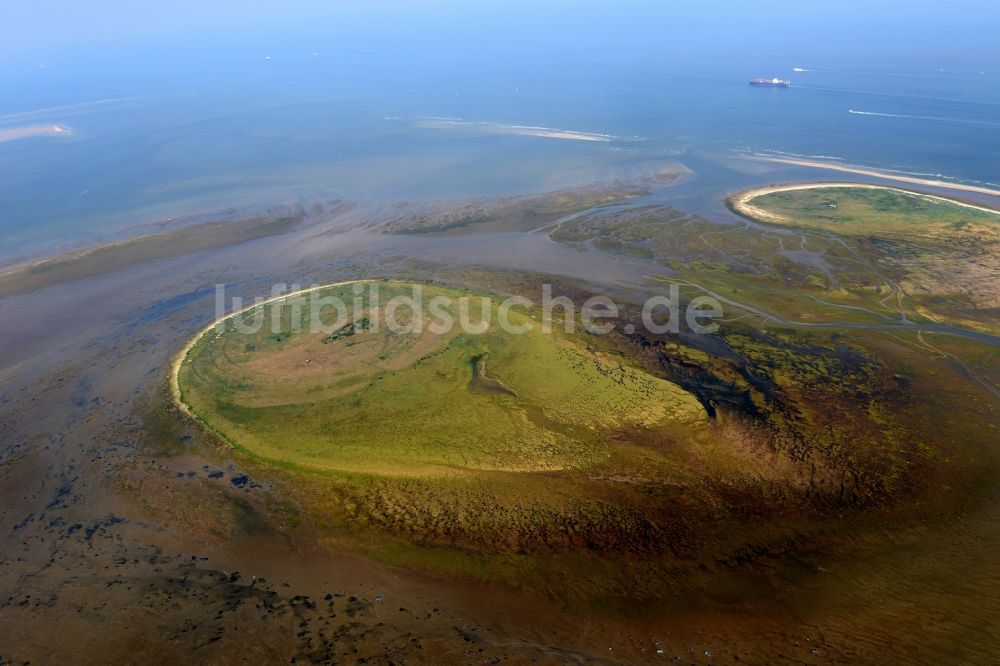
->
[0,187,999,663]
[269,297,995,567]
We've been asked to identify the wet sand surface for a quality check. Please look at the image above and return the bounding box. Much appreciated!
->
[1,179,999,664]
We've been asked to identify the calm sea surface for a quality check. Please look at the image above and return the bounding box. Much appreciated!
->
[1,25,998,262]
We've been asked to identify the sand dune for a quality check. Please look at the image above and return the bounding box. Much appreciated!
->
[0,124,70,144]
[412,117,613,142]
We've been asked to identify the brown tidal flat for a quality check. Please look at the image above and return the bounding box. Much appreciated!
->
[1,182,999,664]
[0,203,344,299]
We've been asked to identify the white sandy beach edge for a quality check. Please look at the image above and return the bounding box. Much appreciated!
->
[730,181,1000,225]
[169,279,368,418]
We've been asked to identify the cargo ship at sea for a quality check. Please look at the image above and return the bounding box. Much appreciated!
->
[750,77,791,87]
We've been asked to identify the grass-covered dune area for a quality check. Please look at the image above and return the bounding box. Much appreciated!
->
[167,274,999,601]
[178,281,704,477]
[168,272,995,603]
[543,188,1000,512]
[731,184,1000,333]
[547,184,1000,335]
[174,280,742,592]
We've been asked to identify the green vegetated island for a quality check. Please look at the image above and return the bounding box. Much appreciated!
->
[727,183,1000,333]
[171,184,1000,601]
[177,281,705,478]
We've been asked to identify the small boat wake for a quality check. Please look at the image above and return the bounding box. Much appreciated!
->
[0,96,148,122]
[848,109,1000,127]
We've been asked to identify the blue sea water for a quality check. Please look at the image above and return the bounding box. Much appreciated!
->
[1,3,999,262]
